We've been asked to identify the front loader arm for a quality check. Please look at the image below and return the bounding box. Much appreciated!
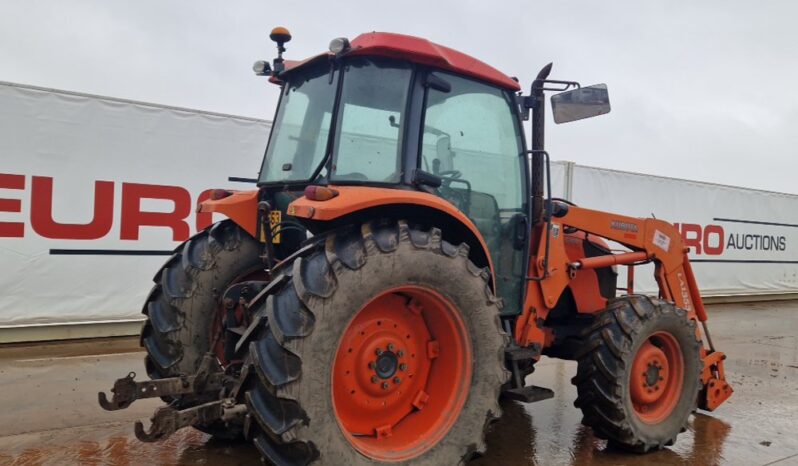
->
[518,204,732,410]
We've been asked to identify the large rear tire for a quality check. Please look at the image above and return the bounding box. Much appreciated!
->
[140,220,262,438]
[243,220,509,465]
[572,295,702,452]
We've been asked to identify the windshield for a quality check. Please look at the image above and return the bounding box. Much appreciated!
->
[258,57,412,185]
[259,62,336,183]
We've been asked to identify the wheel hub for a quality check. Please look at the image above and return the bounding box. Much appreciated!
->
[629,332,684,424]
[644,361,662,387]
[374,350,399,380]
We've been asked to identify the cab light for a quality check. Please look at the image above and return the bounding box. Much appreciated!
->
[304,185,339,201]
[252,60,271,76]
[329,37,350,54]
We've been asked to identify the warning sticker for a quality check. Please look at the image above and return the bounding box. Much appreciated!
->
[653,229,671,252]
[269,210,282,244]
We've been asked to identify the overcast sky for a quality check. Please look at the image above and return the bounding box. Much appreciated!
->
[2,1,797,194]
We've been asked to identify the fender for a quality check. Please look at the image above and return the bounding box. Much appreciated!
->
[287,186,495,286]
[197,190,258,237]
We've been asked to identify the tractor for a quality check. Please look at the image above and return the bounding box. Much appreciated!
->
[99,28,733,465]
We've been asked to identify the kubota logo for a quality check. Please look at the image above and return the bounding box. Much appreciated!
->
[0,173,216,241]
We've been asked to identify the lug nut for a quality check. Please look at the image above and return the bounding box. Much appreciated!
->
[399,363,407,371]
[382,382,390,390]
[368,361,376,369]
[375,348,383,356]
[393,377,401,384]
[397,350,405,357]
[387,343,395,351]
[371,376,378,383]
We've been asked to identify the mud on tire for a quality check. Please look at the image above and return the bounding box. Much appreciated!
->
[241,219,509,465]
[140,220,262,437]
[572,295,702,452]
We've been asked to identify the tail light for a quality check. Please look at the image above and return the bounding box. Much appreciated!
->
[304,185,339,201]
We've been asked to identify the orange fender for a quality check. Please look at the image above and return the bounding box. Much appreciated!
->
[197,190,258,237]
[288,186,495,284]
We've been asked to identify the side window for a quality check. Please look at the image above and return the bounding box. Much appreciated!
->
[331,58,412,183]
[335,103,402,181]
[421,72,525,310]
[421,74,523,213]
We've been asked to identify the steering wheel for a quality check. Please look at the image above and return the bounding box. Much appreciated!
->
[438,170,462,179]
[437,170,462,189]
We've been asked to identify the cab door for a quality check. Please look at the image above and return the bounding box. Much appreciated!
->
[420,71,527,315]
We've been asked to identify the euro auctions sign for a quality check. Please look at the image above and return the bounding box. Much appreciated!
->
[674,222,788,259]
[0,81,268,327]
[0,173,219,243]
[2,82,797,331]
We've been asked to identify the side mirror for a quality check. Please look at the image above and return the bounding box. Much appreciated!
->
[550,84,611,124]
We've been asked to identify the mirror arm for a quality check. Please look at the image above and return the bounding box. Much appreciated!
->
[532,78,581,93]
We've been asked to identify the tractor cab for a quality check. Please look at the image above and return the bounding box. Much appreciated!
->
[255,31,530,311]
[252,29,612,316]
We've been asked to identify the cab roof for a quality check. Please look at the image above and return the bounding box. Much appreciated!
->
[281,32,520,92]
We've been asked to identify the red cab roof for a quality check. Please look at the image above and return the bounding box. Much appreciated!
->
[281,32,520,92]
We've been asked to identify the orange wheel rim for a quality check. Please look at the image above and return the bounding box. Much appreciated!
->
[331,285,472,462]
[630,331,684,423]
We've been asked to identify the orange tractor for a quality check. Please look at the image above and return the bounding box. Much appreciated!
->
[100,28,732,464]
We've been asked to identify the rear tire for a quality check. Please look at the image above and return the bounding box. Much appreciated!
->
[572,295,702,452]
[140,220,262,438]
[243,220,509,465]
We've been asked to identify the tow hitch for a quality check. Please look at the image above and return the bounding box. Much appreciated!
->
[98,353,245,442]
[134,398,246,442]
[98,353,224,411]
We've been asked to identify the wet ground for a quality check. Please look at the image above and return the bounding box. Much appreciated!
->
[0,301,796,465]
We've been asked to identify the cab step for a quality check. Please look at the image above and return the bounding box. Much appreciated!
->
[501,385,555,403]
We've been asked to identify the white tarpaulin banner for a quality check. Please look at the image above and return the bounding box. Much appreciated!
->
[2,82,796,331]
[0,82,269,327]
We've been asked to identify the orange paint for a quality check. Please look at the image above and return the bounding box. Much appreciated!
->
[197,189,258,237]
[288,185,495,284]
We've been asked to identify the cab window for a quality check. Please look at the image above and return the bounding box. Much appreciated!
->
[331,58,412,183]
[421,72,525,311]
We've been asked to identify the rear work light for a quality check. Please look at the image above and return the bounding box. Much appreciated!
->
[304,185,339,201]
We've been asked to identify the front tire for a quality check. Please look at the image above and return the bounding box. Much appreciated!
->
[572,295,702,452]
[243,220,509,465]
